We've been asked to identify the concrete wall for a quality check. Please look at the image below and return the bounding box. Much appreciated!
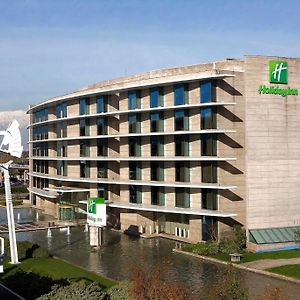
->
[244,56,300,230]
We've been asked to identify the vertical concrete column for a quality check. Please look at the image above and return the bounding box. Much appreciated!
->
[189,217,202,243]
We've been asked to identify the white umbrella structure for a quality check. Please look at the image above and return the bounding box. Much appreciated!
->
[0,120,23,264]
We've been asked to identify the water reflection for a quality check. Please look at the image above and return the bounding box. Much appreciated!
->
[1,208,300,299]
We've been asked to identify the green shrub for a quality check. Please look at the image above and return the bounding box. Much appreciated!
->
[233,225,246,250]
[187,241,219,256]
[218,239,240,254]
[107,281,133,300]
[38,280,106,300]
[32,247,49,259]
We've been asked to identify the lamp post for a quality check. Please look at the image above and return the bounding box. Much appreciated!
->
[0,120,23,264]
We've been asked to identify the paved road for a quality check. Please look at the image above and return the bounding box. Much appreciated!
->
[0,283,25,299]
[242,258,300,270]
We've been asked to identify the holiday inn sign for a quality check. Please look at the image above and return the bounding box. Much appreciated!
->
[258,60,298,97]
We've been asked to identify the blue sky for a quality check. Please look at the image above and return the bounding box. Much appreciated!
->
[0,0,299,110]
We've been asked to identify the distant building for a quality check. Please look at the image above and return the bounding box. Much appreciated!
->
[27,55,300,251]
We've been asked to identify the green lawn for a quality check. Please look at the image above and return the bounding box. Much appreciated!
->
[215,250,300,264]
[1,257,116,289]
[268,264,300,279]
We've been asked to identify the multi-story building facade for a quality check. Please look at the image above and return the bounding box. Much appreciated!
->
[28,55,300,250]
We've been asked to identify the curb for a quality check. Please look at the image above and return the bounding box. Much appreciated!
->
[173,248,300,285]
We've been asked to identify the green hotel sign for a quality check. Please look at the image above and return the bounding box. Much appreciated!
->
[87,197,106,226]
[258,60,298,97]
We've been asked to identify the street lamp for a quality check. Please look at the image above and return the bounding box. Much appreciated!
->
[0,120,23,264]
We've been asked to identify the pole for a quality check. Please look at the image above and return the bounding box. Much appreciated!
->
[0,161,19,264]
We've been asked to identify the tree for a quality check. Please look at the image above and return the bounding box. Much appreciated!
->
[129,265,194,300]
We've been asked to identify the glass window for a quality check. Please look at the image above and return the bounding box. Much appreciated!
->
[175,135,189,156]
[200,80,216,103]
[97,139,108,156]
[56,102,68,118]
[80,140,90,157]
[80,119,90,136]
[150,87,164,108]
[97,161,108,178]
[33,108,48,123]
[151,186,165,206]
[129,185,142,204]
[97,95,107,113]
[202,216,217,241]
[174,84,189,105]
[202,189,217,210]
[150,136,164,156]
[175,162,190,182]
[201,136,217,156]
[201,107,216,129]
[57,141,67,157]
[175,188,190,208]
[128,113,141,133]
[150,112,164,132]
[80,98,90,115]
[202,162,217,183]
[129,162,142,180]
[129,137,141,157]
[174,109,189,131]
[98,183,108,200]
[97,117,107,135]
[150,162,164,181]
[128,90,141,110]
[80,161,90,178]
[56,121,67,138]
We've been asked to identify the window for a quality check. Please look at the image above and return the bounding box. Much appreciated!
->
[128,113,141,133]
[129,162,142,180]
[33,160,49,174]
[201,136,217,156]
[57,160,67,176]
[80,140,90,157]
[97,161,108,178]
[200,107,216,129]
[174,110,189,131]
[80,98,90,115]
[129,137,141,156]
[57,141,67,157]
[97,117,107,135]
[97,95,107,113]
[80,119,90,136]
[202,216,217,241]
[202,189,217,210]
[174,84,189,105]
[80,161,90,178]
[150,162,164,181]
[151,186,165,206]
[175,188,190,208]
[32,108,48,123]
[98,183,108,200]
[150,112,164,132]
[32,142,48,157]
[32,125,48,141]
[200,80,216,103]
[175,135,189,156]
[150,136,164,156]
[56,121,67,138]
[202,162,217,183]
[97,139,108,156]
[128,90,141,110]
[175,162,190,182]
[129,185,142,204]
[56,102,67,118]
[150,87,164,108]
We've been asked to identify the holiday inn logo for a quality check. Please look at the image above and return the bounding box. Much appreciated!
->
[258,59,298,97]
[88,197,104,214]
[269,61,288,84]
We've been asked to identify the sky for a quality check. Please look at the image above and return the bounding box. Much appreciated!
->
[0,0,299,111]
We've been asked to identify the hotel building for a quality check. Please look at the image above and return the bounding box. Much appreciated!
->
[28,55,300,250]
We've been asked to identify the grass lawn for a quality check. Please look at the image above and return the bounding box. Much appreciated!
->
[1,257,116,289]
[267,264,300,279]
[214,250,300,264]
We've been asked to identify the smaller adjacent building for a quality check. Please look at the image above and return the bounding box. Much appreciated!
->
[27,55,300,251]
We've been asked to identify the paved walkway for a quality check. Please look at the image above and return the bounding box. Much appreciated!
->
[242,258,300,270]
